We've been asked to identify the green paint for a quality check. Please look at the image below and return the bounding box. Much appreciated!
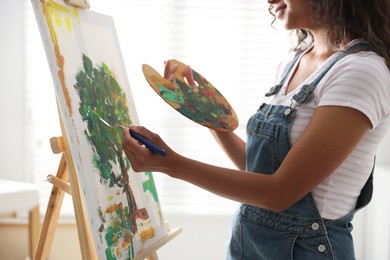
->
[156,83,185,105]
[143,172,159,203]
[155,69,234,130]
[75,53,147,259]
[100,202,135,259]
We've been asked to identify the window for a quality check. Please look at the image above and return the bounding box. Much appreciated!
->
[24,0,290,218]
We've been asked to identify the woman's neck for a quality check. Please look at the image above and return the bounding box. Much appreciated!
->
[309,30,349,61]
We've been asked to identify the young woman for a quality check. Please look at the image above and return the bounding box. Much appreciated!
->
[123,0,390,258]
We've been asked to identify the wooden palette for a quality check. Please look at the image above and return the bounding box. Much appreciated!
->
[142,60,238,132]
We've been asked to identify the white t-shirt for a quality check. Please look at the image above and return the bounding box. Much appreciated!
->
[268,40,390,219]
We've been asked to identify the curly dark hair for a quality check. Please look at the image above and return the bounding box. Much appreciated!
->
[270,0,390,69]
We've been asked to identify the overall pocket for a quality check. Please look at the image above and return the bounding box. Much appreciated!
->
[246,116,281,174]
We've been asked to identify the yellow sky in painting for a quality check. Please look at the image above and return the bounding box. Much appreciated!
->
[48,0,79,32]
[41,0,80,116]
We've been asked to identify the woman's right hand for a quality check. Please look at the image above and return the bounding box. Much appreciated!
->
[122,125,174,173]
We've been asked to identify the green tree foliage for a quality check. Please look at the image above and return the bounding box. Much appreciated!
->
[74,54,140,258]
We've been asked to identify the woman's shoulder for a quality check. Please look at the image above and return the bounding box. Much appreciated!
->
[338,39,389,77]
[332,51,389,84]
[317,49,390,128]
[320,48,389,96]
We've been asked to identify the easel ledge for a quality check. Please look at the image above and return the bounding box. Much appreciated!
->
[134,227,182,260]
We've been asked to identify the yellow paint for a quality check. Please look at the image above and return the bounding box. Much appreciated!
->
[65,17,72,32]
[115,247,122,258]
[40,0,80,116]
[55,15,62,26]
[121,235,130,249]
[140,228,155,243]
[105,204,116,213]
[46,0,79,33]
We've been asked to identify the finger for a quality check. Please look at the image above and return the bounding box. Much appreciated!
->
[129,125,158,144]
[129,126,168,157]
[122,126,138,151]
[123,125,132,139]
[163,60,171,79]
[122,127,152,168]
[163,60,178,81]
[183,65,196,86]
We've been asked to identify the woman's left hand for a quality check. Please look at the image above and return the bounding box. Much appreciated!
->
[164,59,196,86]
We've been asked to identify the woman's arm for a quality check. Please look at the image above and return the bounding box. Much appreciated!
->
[123,106,371,212]
[164,59,247,169]
[210,130,246,170]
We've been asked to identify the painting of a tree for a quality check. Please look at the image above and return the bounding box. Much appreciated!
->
[74,54,148,258]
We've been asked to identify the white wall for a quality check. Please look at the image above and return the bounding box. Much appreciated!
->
[0,0,26,182]
[353,166,390,259]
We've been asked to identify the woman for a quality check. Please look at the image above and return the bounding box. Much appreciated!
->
[123,0,390,259]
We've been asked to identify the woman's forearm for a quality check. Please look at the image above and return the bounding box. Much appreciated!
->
[210,129,246,170]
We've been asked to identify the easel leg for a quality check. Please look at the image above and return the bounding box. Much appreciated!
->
[34,154,68,260]
[64,146,97,259]
[28,205,40,259]
[35,133,97,260]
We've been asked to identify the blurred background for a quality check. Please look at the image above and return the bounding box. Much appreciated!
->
[1,0,389,259]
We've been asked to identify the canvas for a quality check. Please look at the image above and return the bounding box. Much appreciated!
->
[31,0,168,259]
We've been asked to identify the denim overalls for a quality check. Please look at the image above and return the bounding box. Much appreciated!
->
[227,43,375,260]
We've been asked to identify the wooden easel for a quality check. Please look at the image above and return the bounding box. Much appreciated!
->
[34,126,97,259]
[34,116,182,260]
[33,1,182,259]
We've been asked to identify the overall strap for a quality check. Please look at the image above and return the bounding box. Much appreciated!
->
[292,42,374,105]
[264,50,304,97]
[355,157,375,210]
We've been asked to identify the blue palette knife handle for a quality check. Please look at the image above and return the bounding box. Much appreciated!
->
[130,131,167,157]
[91,110,167,157]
